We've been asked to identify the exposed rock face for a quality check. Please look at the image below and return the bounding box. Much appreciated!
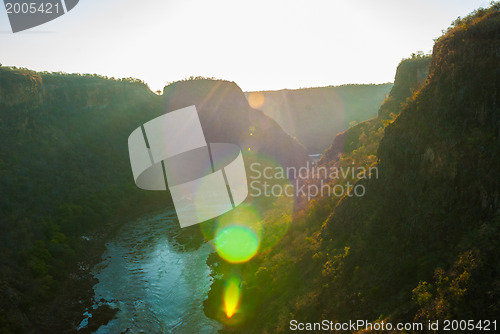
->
[377,55,430,120]
[247,83,393,153]
[0,68,43,107]
[0,69,159,118]
[163,79,308,170]
[319,56,431,166]
[318,130,346,164]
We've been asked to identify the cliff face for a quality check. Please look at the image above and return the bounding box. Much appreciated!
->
[206,6,500,334]
[319,6,500,324]
[163,79,308,169]
[0,68,43,107]
[319,55,430,166]
[377,55,430,120]
[248,83,393,153]
[0,68,152,110]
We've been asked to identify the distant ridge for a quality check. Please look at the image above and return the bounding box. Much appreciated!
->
[245,83,392,153]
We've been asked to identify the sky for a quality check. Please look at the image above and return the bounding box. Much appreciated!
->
[0,0,491,92]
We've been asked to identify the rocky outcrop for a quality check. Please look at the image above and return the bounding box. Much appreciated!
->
[319,55,431,166]
[0,67,153,111]
[163,79,308,170]
[0,67,43,107]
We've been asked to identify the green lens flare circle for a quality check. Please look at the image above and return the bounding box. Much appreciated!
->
[214,226,259,263]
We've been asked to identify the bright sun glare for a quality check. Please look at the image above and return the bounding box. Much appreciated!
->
[223,275,242,318]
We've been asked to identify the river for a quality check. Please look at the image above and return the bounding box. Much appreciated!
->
[78,209,221,333]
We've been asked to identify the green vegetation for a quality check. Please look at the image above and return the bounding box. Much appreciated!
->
[2,3,499,333]
[205,3,500,333]
[203,54,430,334]
[320,52,430,166]
[0,67,169,333]
[0,69,307,333]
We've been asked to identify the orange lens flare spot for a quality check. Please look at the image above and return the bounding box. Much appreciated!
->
[224,276,241,318]
[248,92,265,109]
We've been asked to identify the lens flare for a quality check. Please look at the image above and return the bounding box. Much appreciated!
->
[214,205,262,263]
[248,92,265,109]
[240,152,294,252]
[215,225,259,263]
[224,275,241,318]
[200,153,294,260]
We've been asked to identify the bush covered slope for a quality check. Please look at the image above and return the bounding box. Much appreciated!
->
[318,5,500,326]
[0,70,307,333]
[0,69,169,333]
[205,4,500,333]
[319,53,430,167]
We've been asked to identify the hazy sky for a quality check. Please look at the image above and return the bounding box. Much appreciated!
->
[0,0,490,92]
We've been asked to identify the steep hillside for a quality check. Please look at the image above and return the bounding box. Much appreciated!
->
[318,6,500,326]
[0,68,169,333]
[247,83,392,153]
[203,54,431,333]
[319,54,430,166]
[204,4,500,333]
[0,69,307,333]
[163,79,308,169]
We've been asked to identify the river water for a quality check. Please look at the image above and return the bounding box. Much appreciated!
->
[79,210,221,333]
